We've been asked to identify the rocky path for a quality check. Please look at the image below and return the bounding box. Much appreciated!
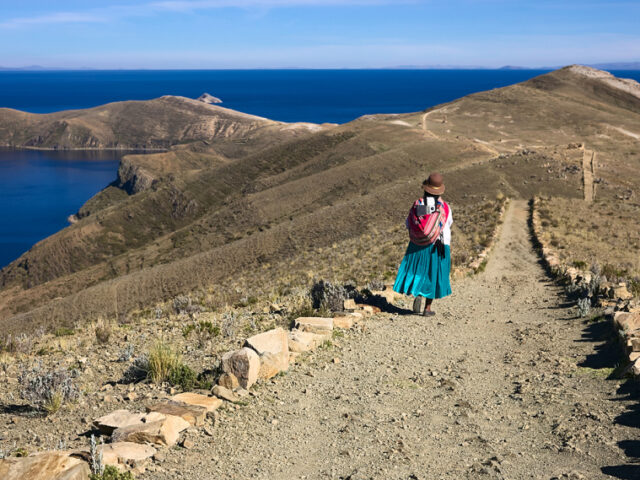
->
[145,201,638,479]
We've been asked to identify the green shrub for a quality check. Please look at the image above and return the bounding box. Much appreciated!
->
[167,364,198,391]
[182,324,195,338]
[90,465,134,480]
[182,320,220,348]
[54,327,75,337]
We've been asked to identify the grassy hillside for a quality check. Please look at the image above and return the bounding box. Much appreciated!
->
[0,65,639,334]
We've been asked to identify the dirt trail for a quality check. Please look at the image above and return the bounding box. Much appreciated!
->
[146,201,637,480]
[421,110,499,156]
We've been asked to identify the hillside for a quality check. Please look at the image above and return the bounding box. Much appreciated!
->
[0,65,639,333]
[0,95,322,151]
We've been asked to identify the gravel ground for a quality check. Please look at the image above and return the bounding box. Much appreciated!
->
[140,200,638,480]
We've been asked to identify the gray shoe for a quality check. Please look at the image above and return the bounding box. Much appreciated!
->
[422,310,436,317]
[413,296,426,314]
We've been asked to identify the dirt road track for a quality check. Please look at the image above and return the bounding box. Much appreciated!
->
[146,200,639,480]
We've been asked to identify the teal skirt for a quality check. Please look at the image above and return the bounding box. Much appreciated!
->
[393,242,452,299]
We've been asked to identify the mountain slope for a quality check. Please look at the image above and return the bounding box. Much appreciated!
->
[1,65,638,333]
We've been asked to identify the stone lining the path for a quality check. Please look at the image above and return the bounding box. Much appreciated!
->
[530,196,640,376]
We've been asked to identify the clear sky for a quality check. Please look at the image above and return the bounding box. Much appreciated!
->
[1,0,639,69]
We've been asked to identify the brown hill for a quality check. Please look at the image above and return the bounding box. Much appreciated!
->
[1,65,638,334]
[0,95,322,150]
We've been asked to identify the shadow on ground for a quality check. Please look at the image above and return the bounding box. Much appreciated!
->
[576,316,640,479]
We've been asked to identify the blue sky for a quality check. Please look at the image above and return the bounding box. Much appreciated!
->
[0,0,639,68]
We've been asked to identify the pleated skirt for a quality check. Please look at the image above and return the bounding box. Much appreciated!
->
[393,241,452,299]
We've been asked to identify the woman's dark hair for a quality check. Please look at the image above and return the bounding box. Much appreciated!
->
[423,190,440,202]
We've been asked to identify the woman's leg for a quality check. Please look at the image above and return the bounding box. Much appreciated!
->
[422,297,435,316]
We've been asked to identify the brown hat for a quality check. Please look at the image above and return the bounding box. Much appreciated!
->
[423,172,445,195]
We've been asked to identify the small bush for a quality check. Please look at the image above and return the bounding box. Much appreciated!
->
[572,260,588,269]
[117,344,135,363]
[147,342,181,384]
[11,447,28,457]
[182,324,195,338]
[167,364,198,391]
[183,320,220,348]
[173,295,201,315]
[310,280,347,312]
[95,319,112,344]
[90,466,134,480]
[173,295,191,314]
[2,333,34,355]
[54,327,75,337]
[122,354,149,383]
[577,297,591,318]
[19,364,79,414]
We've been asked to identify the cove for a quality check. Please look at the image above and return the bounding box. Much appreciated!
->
[0,149,126,269]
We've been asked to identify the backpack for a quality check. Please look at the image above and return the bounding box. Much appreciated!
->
[407,198,448,246]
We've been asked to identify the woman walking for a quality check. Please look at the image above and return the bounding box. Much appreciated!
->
[393,172,452,316]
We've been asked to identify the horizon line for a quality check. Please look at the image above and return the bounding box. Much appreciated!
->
[1,62,640,72]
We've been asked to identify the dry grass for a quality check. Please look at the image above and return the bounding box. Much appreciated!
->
[147,342,181,384]
[537,196,640,281]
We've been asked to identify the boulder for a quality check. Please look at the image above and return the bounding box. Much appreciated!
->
[371,288,399,304]
[614,312,640,332]
[333,315,355,329]
[245,328,290,379]
[147,400,207,426]
[217,372,239,390]
[93,409,146,435]
[171,392,223,413]
[257,353,286,380]
[288,329,325,353]
[75,442,156,472]
[356,304,381,314]
[295,317,333,334]
[212,385,240,403]
[612,283,633,300]
[111,413,189,447]
[343,298,357,310]
[631,358,640,376]
[0,451,89,480]
[222,347,260,389]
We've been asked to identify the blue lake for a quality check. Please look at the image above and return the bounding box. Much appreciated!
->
[0,150,122,268]
[1,69,639,268]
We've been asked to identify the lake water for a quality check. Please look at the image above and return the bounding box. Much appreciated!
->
[0,149,122,268]
[1,69,639,268]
